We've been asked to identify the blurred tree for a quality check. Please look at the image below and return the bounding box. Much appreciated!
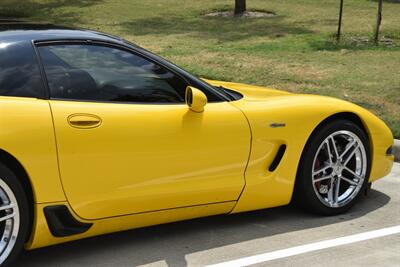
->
[336,0,344,42]
[374,0,383,44]
[235,0,246,15]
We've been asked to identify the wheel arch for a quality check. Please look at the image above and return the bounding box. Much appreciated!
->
[302,112,370,160]
[0,148,34,241]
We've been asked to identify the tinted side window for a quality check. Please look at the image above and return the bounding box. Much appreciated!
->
[0,42,44,98]
[38,44,188,103]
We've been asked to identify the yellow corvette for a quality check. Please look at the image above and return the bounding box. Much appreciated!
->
[0,22,394,266]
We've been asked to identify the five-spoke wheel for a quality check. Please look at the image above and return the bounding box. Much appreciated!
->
[312,130,367,208]
[295,119,370,215]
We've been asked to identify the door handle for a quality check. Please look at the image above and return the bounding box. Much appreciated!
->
[67,114,102,129]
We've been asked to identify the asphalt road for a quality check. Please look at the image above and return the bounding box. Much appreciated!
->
[15,163,400,267]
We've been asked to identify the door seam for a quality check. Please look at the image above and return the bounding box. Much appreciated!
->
[47,101,69,202]
[228,103,253,213]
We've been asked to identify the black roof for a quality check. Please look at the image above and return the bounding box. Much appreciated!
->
[0,21,229,102]
[0,21,123,43]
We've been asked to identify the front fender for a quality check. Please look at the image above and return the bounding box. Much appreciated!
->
[229,94,393,213]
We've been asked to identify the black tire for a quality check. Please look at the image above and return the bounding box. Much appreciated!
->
[294,119,371,215]
[0,162,30,267]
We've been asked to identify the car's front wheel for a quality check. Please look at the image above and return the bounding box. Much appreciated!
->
[0,162,30,266]
[295,119,371,215]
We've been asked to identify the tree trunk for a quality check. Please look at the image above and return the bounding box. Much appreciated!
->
[336,0,344,42]
[374,0,383,45]
[234,0,246,15]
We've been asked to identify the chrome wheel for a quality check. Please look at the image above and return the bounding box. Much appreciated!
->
[312,130,367,208]
[0,179,20,265]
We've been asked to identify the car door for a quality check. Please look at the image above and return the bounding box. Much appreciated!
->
[37,42,251,220]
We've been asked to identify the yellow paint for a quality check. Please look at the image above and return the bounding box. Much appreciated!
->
[0,97,66,203]
[206,79,393,213]
[0,80,393,250]
[49,99,250,219]
[26,201,236,249]
[186,86,208,113]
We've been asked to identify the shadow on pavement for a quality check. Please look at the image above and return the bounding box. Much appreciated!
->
[15,189,390,267]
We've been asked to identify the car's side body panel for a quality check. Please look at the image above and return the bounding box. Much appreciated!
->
[205,80,394,213]
[26,200,236,249]
[0,97,66,203]
[49,100,251,219]
[22,84,393,249]
[206,79,394,184]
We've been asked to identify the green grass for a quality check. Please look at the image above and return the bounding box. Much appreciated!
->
[1,0,399,138]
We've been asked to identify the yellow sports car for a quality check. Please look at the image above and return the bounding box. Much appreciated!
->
[0,22,394,266]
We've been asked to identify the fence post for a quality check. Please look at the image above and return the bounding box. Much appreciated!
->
[336,0,344,42]
[374,0,383,45]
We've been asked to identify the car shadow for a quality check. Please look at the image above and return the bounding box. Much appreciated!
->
[15,189,390,267]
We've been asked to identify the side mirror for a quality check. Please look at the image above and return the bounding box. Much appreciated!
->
[185,86,207,113]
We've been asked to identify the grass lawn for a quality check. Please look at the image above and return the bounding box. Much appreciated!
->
[1,0,399,138]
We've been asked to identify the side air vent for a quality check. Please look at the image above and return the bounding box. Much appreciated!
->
[44,205,92,237]
[386,146,393,156]
[269,144,287,172]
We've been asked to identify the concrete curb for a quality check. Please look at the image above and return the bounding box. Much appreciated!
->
[394,139,400,163]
